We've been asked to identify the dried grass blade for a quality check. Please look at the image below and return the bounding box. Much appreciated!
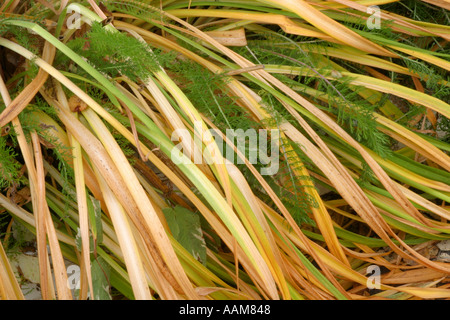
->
[92,164,153,299]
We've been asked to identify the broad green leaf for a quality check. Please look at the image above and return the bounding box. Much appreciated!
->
[163,206,207,266]
[91,257,112,300]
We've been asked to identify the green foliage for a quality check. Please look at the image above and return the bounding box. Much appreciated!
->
[66,21,164,82]
[322,78,392,158]
[169,60,258,132]
[91,256,112,300]
[399,54,450,102]
[163,205,207,265]
[0,136,24,190]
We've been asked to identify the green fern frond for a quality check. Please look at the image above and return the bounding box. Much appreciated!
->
[66,21,170,83]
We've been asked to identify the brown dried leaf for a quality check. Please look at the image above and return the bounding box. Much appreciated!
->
[68,95,88,113]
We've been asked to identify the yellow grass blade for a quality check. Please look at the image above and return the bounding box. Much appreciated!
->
[257,0,396,56]
[92,165,153,299]
[0,240,24,299]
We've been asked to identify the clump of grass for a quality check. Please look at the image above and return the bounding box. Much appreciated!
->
[0,0,449,301]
